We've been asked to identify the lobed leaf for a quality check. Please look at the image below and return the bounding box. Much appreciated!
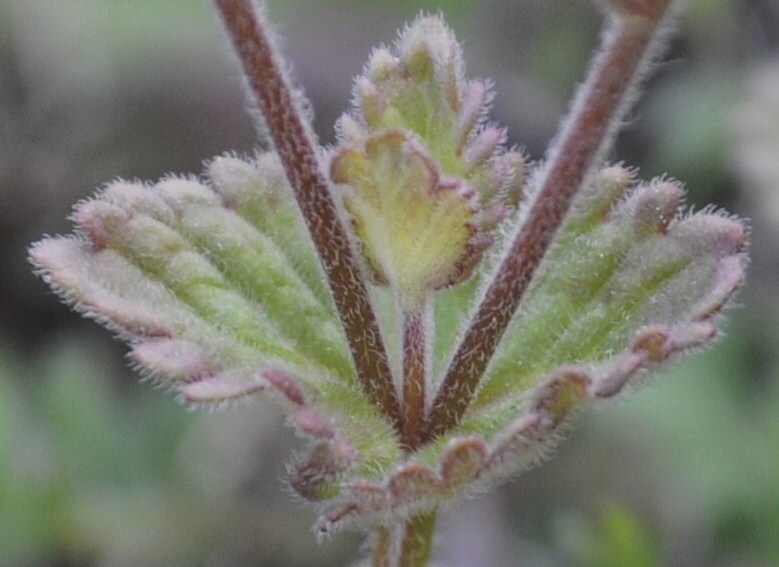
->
[309,165,746,534]
[29,158,403,495]
[474,173,746,411]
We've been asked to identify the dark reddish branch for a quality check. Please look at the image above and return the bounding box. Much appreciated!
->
[424,10,672,441]
[401,309,427,451]
[214,0,401,428]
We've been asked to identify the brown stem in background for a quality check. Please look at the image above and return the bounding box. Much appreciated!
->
[424,4,675,442]
[214,0,401,429]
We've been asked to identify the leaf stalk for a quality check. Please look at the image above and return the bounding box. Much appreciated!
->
[425,3,676,441]
[214,0,402,429]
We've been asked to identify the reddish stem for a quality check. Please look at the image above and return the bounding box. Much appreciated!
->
[372,525,392,567]
[214,0,401,428]
[400,304,428,451]
[372,512,437,567]
[424,7,674,441]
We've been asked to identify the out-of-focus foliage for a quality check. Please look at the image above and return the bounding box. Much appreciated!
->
[563,313,779,567]
[0,338,360,566]
[558,502,660,567]
[2,0,778,566]
[0,340,191,566]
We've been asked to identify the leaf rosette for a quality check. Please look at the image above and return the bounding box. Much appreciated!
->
[30,12,746,538]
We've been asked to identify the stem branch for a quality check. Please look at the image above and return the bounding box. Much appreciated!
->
[214,0,401,428]
[372,512,437,567]
[400,297,430,451]
[425,5,675,441]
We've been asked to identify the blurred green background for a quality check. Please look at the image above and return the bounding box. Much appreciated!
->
[1,1,778,566]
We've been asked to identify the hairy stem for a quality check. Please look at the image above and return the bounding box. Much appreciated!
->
[214,0,401,428]
[372,512,437,567]
[425,3,675,441]
[400,297,430,451]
